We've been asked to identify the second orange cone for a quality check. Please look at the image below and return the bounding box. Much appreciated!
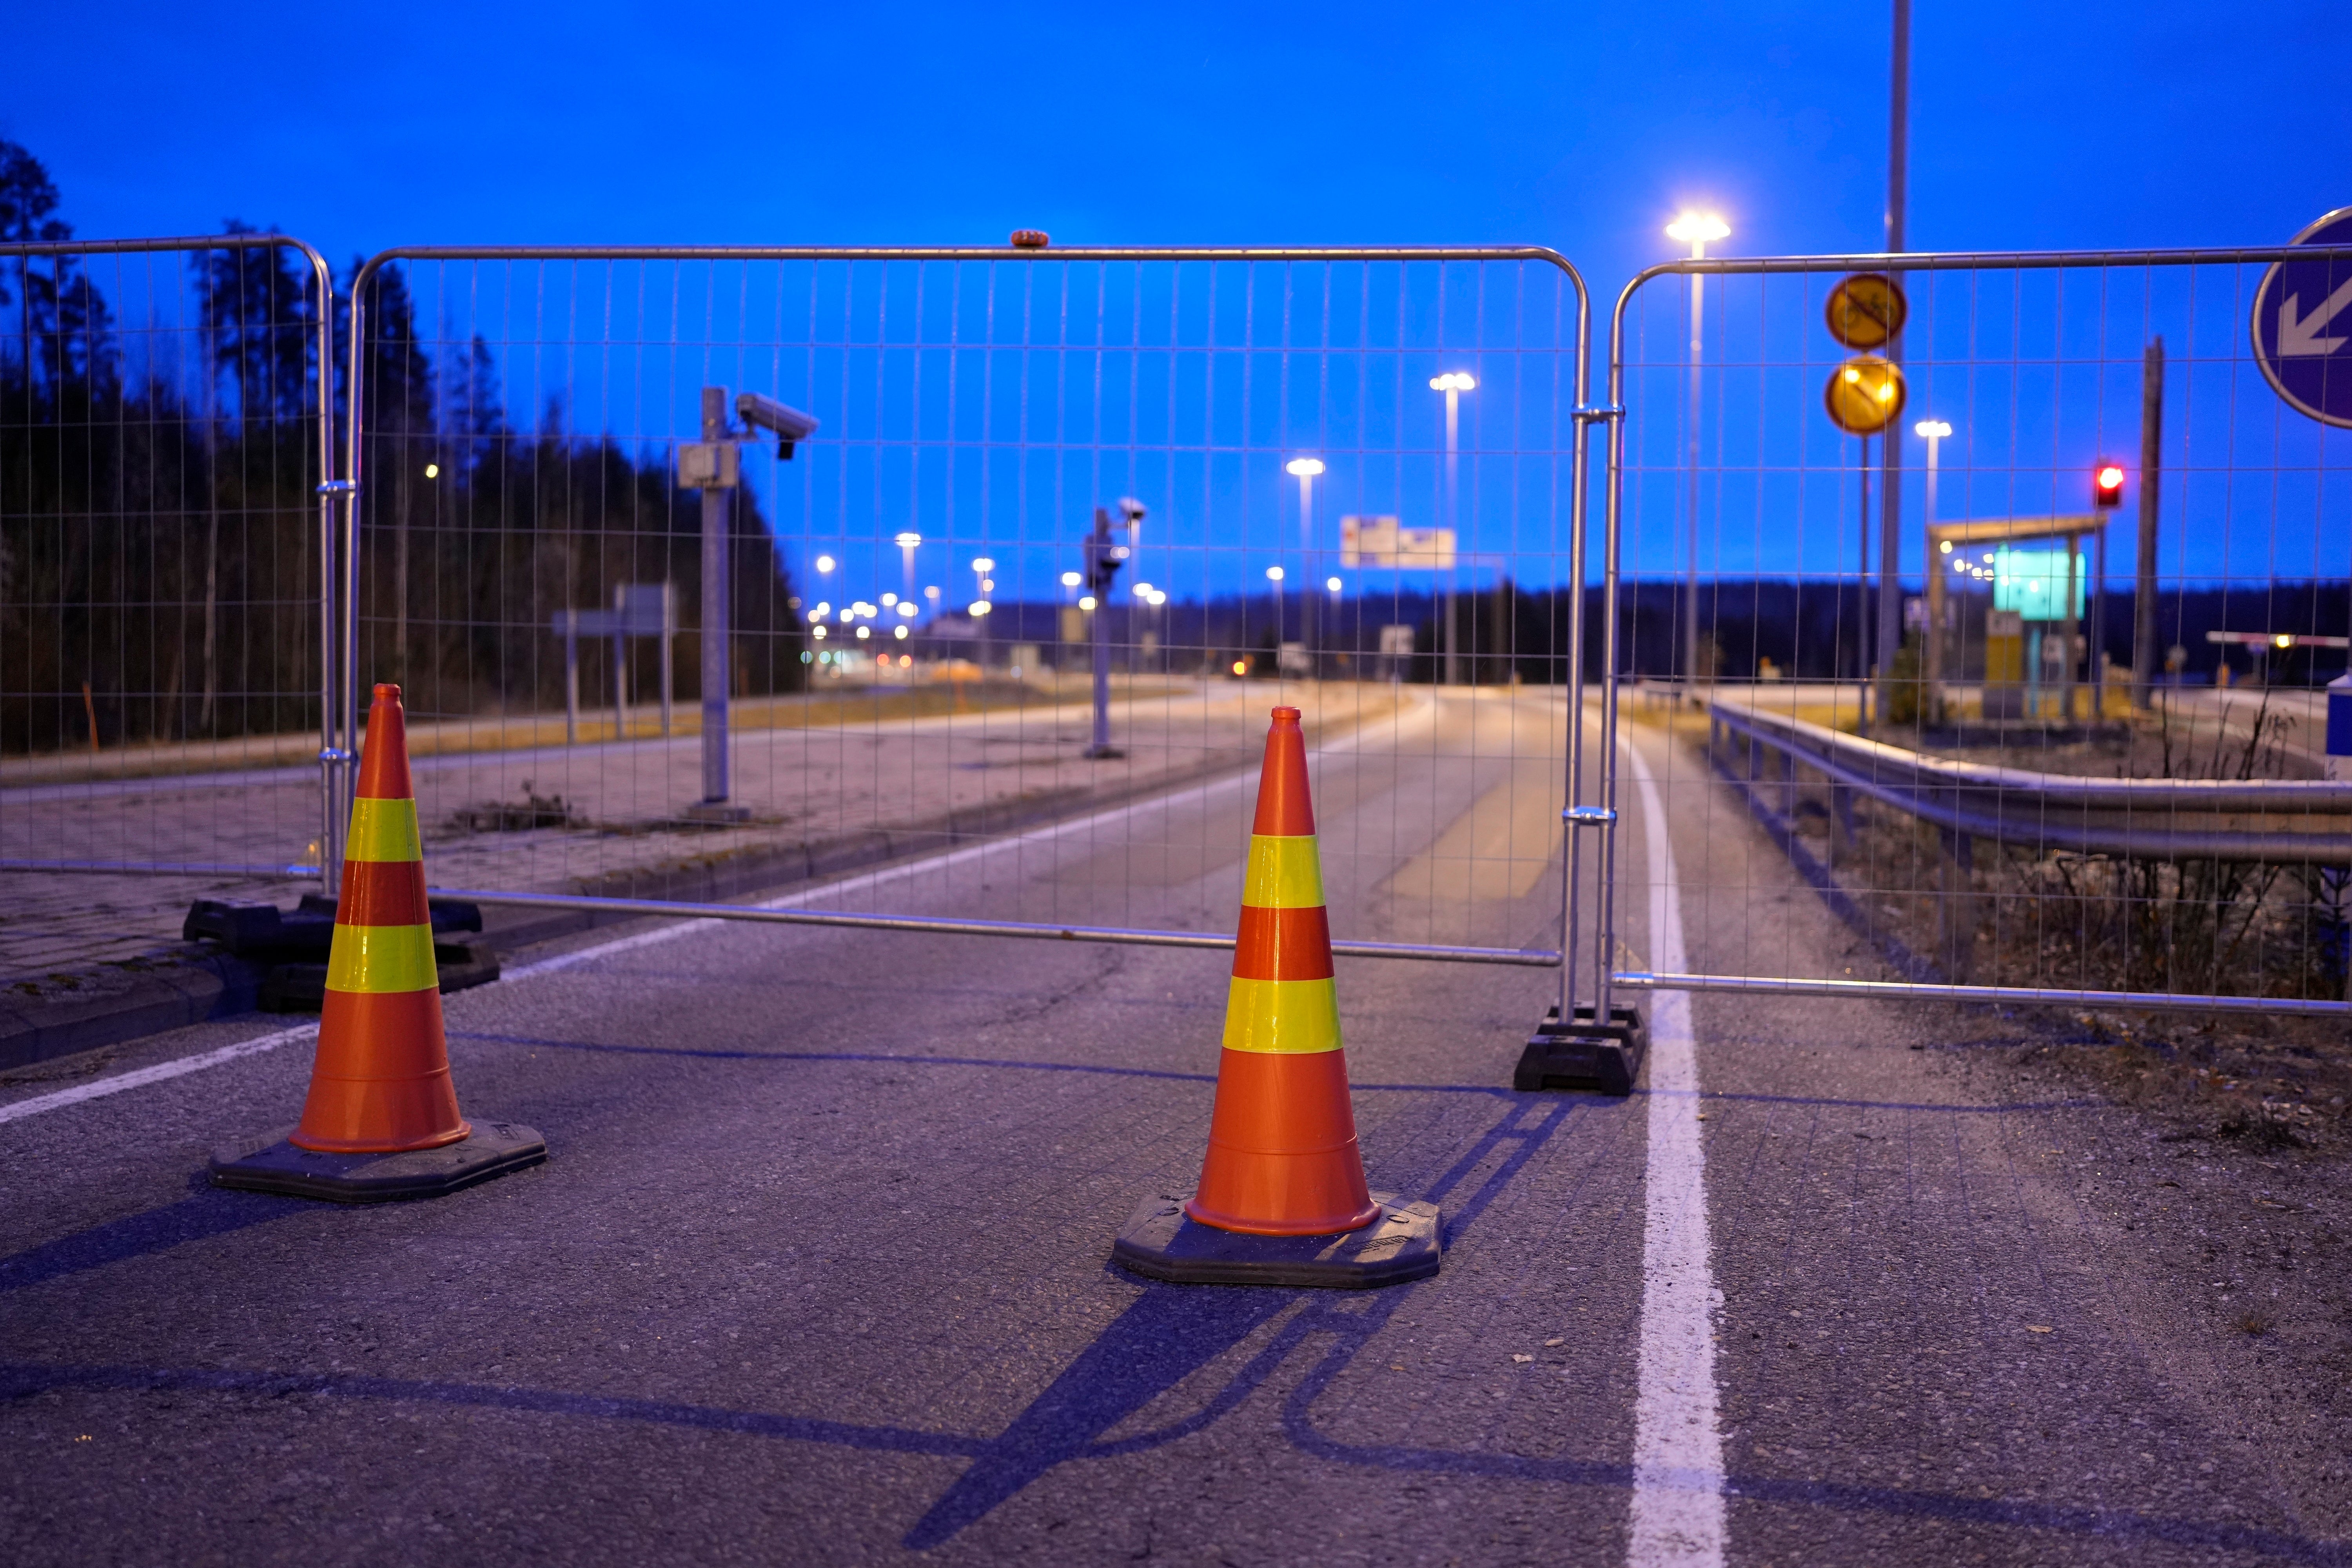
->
[1184,706,1381,1237]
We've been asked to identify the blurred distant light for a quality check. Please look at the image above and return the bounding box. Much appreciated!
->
[815,555,836,574]
[423,463,439,479]
[812,625,828,639]
[971,557,996,573]
[1666,213,1731,244]
[897,601,916,618]
[1265,566,1286,582]
[882,592,898,606]
[969,600,991,617]
[855,625,871,639]
[1428,372,1477,392]
[1147,590,1167,606]
[1232,659,1249,677]
[893,532,922,548]
[894,624,909,639]
[1060,571,1083,588]
[1284,458,1325,477]
[1915,419,1953,439]
[1078,595,1097,612]
[1326,576,1343,593]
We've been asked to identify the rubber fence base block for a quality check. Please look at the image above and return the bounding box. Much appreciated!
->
[1112,1190,1440,1289]
[1514,1004,1646,1096]
[208,1121,546,1203]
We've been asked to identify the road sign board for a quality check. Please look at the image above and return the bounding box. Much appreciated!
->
[2252,206,2352,429]
[1341,515,1457,570]
[1824,272,1907,350]
[1823,355,1907,436]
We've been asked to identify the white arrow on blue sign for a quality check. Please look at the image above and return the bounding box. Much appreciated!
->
[2253,206,2352,429]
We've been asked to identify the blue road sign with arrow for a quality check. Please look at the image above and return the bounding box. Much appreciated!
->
[2253,207,2352,429]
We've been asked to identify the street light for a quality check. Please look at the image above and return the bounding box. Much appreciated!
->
[1914,419,1951,521]
[1666,212,1730,688]
[1428,374,1475,685]
[969,557,996,668]
[1284,459,1323,670]
[815,554,836,577]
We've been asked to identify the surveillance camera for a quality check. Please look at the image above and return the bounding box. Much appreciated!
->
[1117,496,1147,521]
[735,392,820,459]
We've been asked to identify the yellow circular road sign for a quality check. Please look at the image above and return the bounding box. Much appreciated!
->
[1824,356,1908,435]
[1824,272,1907,350]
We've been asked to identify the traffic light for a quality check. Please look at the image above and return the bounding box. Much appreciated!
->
[2093,461,2126,510]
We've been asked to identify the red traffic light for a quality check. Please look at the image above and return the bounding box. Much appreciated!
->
[2093,462,2125,508]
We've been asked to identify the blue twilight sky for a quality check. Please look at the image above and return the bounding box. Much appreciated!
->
[13,0,2341,298]
[8,1,2348,600]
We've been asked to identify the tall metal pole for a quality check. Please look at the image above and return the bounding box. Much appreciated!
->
[1298,468,1317,671]
[1443,387,1460,687]
[2133,338,2165,705]
[699,387,732,808]
[1684,236,1706,689]
[1876,0,1911,728]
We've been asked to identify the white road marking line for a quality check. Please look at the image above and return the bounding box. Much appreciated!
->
[0,697,1439,1123]
[0,1023,318,1127]
[1623,734,1727,1567]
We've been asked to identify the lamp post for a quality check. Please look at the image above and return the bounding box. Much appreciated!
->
[1266,566,1286,675]
[1285,458,1323,674]
[970,555,994,669]
[1916,420,1952,716]
[1428,374,1475,684]
[1665,213,1730,690]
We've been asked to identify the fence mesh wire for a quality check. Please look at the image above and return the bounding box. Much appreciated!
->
[1610,250,2352,1010]
[345,249,1589,964]
[0,237,335,982]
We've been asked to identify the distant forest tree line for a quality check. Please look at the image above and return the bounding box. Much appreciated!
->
[0,139,804,757]
[5,136,2342,757]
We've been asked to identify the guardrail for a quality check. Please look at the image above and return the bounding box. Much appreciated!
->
[1703,693,2352,865]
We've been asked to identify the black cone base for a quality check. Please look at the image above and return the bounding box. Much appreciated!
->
[208,1120,546,1203]
[1112,1190,1440,1289]
[1514,1004,1645,1096]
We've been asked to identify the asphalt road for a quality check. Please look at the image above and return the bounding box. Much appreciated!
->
[2,688,2344,1566]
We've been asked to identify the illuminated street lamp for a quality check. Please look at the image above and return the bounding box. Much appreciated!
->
[1285,459,1324,667]
[1666,211,1730,688]
[1427,374,1475,685]
[1914,419,1952,521]
[970,556,996,668]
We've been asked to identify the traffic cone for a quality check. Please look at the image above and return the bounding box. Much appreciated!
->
[209,684,544,1201]
[292,683,466,1151]
[1186,706,1380,1236]
[1112,706,1439,1285]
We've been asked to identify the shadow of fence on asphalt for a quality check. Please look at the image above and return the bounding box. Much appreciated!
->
[898,1095,1574,1548]
[0,1177,307,1297]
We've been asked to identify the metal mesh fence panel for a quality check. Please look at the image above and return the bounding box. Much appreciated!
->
[0,235,337,982]
[1600,243,2352,1018]
[343,245,1594,972]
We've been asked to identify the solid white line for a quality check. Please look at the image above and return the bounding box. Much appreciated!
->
[0,696,1440,1122]
[1622,734,1728,1567]
[0,1022,319,1127]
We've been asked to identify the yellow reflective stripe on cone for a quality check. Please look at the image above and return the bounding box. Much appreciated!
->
[1240,835,1325,910]
[325,922,439,994]
[344,797,423,864]
[1221,976,1343,1054]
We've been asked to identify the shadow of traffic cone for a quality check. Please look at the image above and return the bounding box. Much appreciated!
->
[209,684,545,1202]
[1112,706,1440,1287]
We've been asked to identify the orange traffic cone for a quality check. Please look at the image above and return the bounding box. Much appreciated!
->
[293,683,467,1152]
[1112,706,1440,1287]
[209,684,544,1201]
[1186,706,1381,1236]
